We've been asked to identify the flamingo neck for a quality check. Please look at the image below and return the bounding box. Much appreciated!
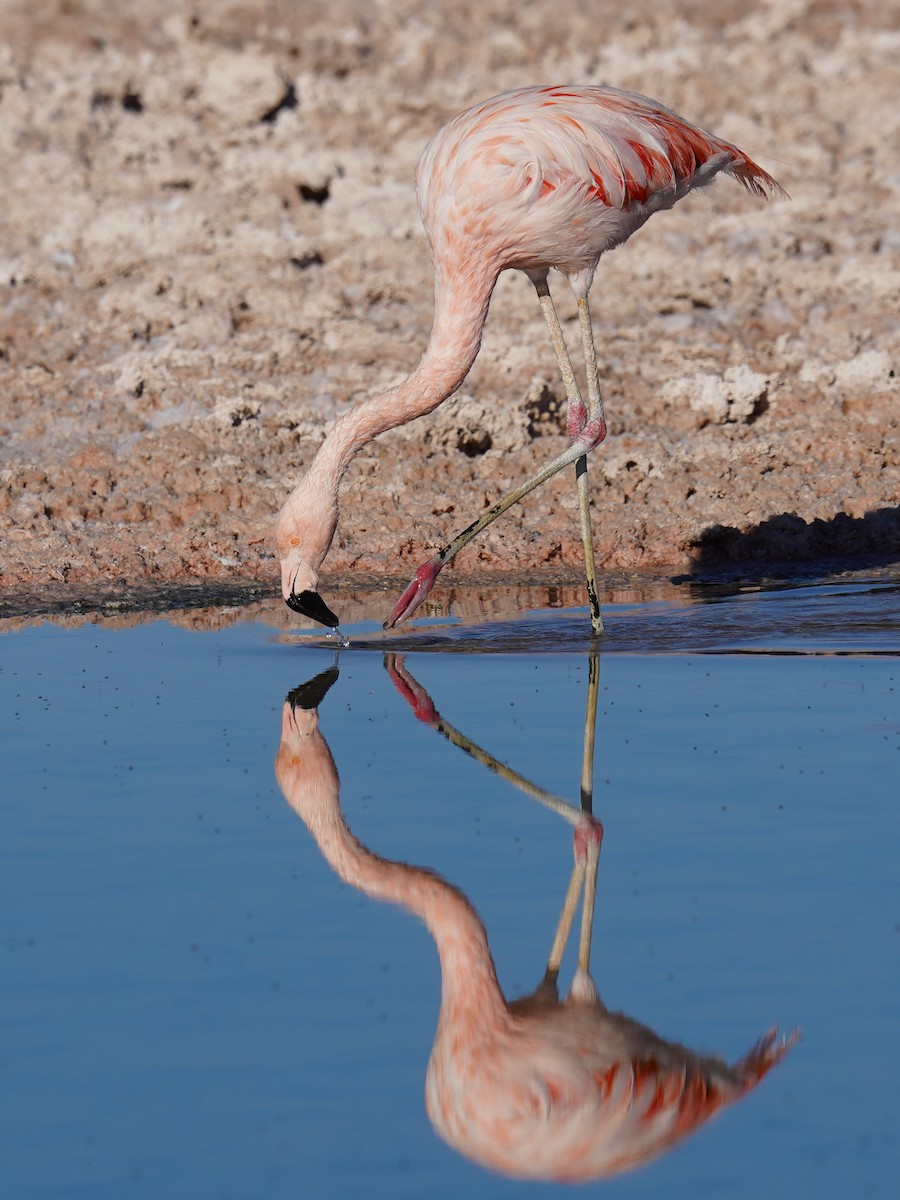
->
[304,256,498,497]
[301,786,508,1030]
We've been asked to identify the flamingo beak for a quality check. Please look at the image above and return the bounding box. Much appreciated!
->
[286,665,340,713]
[285,589,341,628]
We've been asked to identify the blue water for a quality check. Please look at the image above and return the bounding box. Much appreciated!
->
[1,576,898,1199]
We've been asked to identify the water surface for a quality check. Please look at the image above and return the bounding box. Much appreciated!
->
[2,573,897,1198]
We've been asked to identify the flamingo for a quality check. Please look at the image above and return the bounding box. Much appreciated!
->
[275,664,795,1180]
[275,84,786,633]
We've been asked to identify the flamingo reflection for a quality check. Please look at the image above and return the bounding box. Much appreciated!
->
[275,661,794,1181]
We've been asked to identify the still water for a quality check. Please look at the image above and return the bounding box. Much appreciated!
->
[2,573,898,1199]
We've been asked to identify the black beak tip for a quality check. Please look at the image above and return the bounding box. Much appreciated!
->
[285,588,340,628]
[286,666,340,712]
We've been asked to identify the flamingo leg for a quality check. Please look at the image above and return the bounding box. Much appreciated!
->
[571,654,602,999]
[571,817,602,1002]
[532,275,604,635]
[548,820,604,1000]
[530,272,587,437]
[384,422,606,627]
[534,653,603,986]
[384,286,609,629]
[575,295,609,636]
[547,857,588,977]
[580,653,600,812]
[575,294,606,429]
[578,821,602,969]
[576,292,608,636]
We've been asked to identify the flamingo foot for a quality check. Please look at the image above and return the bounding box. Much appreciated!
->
[384,557,444,629]
[384,654,441,725]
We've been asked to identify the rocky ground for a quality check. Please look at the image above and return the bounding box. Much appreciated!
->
[1,0,898,619]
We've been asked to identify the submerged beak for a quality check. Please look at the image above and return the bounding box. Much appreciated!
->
[285,588,340,628]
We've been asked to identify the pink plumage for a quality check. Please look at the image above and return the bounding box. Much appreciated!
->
[275,84,786,632]
[417,84,784,284]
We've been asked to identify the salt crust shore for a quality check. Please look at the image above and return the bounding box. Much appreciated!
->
[1,0,897,614]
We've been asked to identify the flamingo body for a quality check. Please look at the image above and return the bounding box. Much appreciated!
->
[276,85,785,627]
[416,84,781,290]
[426,999,786,1180]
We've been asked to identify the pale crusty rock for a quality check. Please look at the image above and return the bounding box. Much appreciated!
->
[0,0,898,593]
[199,50,288,125]
[663,366,770,427]
[833,350,896,392]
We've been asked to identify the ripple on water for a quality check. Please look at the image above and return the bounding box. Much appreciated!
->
[281,573,900,657]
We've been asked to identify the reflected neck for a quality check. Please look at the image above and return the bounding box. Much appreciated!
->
[292,748,508,1031]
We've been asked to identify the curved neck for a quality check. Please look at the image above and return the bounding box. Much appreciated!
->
[277,716,508,1030]
[306,256,498,496]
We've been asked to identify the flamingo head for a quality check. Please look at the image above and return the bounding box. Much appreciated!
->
[279,545,340,627]
[274,485,340,628]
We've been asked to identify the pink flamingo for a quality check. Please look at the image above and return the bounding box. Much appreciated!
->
[275,668,794,1180]
[275,84,785,634]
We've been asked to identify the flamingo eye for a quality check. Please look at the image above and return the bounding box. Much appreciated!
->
[290,537,300,546]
